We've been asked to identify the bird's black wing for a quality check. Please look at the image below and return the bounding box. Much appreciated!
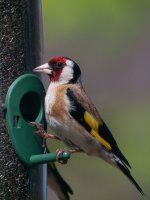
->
[66,88,145,195]
[66,88,130,168]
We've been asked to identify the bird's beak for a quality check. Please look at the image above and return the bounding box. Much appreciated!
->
[33,63,52,75]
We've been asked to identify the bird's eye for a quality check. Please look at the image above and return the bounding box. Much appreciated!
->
[52,62,63,70]
[56,62,63,68]
[49,61,64,70]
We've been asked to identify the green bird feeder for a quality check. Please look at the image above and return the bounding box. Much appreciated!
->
[5,74,70,166]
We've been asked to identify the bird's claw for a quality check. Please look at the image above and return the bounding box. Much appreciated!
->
[30,122,43,129]
[34,130,50,139]
[30,122,49,139]
[31,122,60,140]
[30,122,48,148]
[56,149,68,164]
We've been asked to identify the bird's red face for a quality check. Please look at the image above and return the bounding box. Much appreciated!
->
[33,56,81,84]
[33,57,67,82]
[48,57,67,82]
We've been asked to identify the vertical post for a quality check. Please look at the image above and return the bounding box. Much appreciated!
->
[0,0,46,199]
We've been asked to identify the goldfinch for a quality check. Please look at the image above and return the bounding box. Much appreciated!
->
[33,56,144,195]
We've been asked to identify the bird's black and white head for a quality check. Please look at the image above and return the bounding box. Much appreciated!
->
[33,57,81,84]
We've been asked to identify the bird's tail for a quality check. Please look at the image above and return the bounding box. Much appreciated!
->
[116,161,144,195]
[102,151,144,195]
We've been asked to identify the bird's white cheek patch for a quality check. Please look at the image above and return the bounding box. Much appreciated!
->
[59,66,73,83]
[66,60,74,67]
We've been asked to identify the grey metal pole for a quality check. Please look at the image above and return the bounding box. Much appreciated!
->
[0,0,46,199]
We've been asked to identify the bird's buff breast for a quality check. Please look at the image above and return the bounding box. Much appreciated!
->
[44,84,69,129]
[44,84,103,153]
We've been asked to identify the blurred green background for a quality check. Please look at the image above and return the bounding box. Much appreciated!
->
[42,1,150,199]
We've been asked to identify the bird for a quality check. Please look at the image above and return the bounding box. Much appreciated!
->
[33,56,144,195]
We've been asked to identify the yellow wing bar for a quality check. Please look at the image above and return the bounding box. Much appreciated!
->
[91,130,112,150]
[84,111,99,131]
[84,111,112,150]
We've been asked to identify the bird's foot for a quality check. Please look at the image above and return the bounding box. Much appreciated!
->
[56,149,68,164]
[30,122,60,140]
[31,122,60,149]
[56,148,82,164]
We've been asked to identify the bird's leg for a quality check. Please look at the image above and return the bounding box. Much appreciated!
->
[31,122,61,149]
[68,149,83,154]
[30,122,60,140]
[56,149,83,164]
